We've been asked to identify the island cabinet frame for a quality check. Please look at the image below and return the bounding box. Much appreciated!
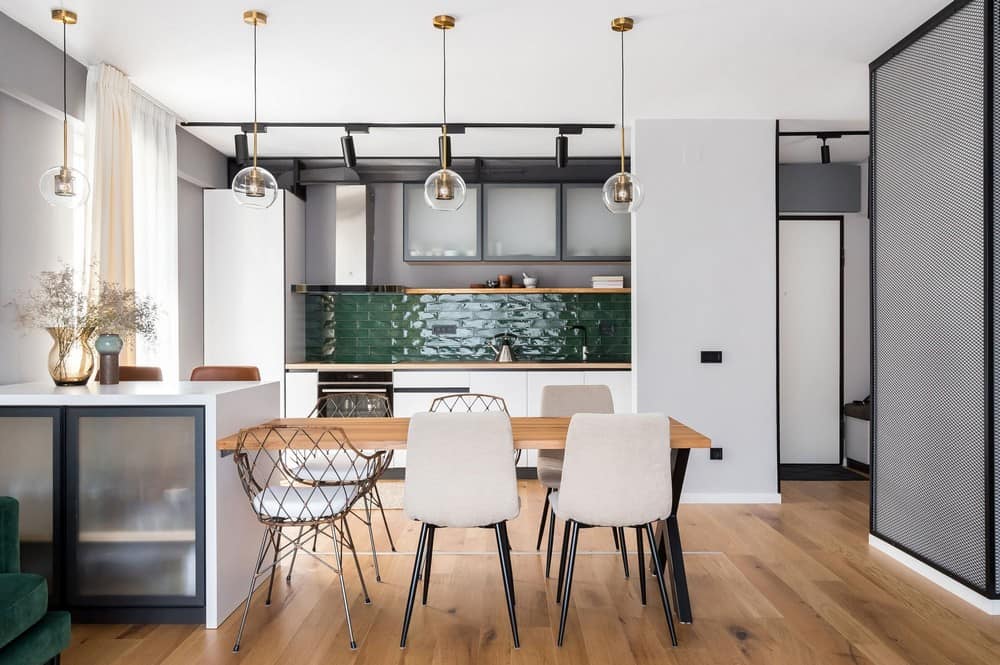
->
[0,405,206,623]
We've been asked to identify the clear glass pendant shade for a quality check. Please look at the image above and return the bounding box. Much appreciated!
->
[423,168,467,211]
[39,165,90,208]
[232,166,278,209]
[601,171,643,214]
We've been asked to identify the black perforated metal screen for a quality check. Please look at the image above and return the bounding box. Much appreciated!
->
[871,0,989,593]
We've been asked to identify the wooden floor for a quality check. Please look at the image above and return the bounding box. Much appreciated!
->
[64,481,1000,665]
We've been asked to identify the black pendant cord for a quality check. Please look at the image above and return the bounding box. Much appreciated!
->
[620,28,626,174]
[441,26,448,169]
[252,20,258,170]
[62,16,68,169]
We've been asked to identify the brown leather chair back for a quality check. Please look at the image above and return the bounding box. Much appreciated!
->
[118,366,163,381]
[189,365,261,382]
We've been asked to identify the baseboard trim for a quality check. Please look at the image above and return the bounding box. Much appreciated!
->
[845,458,870,474]
[679,492,782,504]
[868,535,1000,615]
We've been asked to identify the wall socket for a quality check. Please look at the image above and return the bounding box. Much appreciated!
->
[599,320,616,335]
[709,448,723,460]
[432,324,457,336]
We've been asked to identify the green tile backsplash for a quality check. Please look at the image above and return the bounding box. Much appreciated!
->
[305,293,631,362]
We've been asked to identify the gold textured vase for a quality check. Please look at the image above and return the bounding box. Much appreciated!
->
[46,327,94,386]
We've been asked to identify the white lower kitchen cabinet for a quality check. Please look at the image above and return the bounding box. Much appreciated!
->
[469,372,530,464]
[284,371,318,417]
[526,372,586,416]
[585,371,633,414]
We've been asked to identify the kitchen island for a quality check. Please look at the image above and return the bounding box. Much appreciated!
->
[0,380,278,627]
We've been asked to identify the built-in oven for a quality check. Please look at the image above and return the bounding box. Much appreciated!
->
[316,371,394,416]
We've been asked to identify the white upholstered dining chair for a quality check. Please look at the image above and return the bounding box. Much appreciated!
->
[400,411,521,648]
[550,413,678,647]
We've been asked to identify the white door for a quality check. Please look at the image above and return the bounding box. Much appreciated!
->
[779,219,841,464]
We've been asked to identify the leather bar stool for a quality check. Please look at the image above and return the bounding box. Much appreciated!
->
[118,365,163,381]
[400,411,521,648]
[551,413,678,647]
[189,365,260,381]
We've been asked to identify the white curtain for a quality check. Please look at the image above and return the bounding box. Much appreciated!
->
[131,93,178,380]
[84,64,134,301]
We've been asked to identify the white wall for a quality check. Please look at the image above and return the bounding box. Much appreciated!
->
[633,119,779,502]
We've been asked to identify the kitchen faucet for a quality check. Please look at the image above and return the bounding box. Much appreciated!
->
[570,325,589,361]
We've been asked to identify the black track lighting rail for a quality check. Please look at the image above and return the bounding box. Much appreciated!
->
[180,121,614,134]
[778,130,870,137]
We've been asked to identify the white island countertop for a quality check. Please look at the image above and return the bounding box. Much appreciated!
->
[0,380,279,406]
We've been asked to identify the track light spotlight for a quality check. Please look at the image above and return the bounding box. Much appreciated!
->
[820,138,831,164]
[555,135,568,168]
[341,132,357,168]
[234,133,250,164]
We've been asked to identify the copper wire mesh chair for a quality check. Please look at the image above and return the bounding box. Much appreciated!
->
[286,393,396,582]
[232,425,388,652]
[429,392,521,465]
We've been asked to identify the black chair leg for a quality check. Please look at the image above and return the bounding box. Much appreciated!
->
[557,520,581,646]
[545,507,556,578]
[422,525,436,605]
[556,519,571,603]
[400,523,430,648]
[494,522,521,648]
[374,483,397,552]
[618,527,630,579]
[636,525,646,605]
[499,521,516,606]
[536,487,552,550]
[264,528,281,605]
[644,523,678,646]
[612,525,620,550]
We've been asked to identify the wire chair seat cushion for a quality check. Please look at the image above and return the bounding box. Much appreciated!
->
[251,484,359,522]
[235,425,384,525]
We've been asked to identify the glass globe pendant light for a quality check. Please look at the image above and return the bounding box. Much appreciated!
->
[602,16,643,214]
[232,10,278,209]
[423,14,467,211]
[39,9,90,209]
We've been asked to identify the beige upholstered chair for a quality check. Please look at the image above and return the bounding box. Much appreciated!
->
[550,413,677,647]
[537,385,628,579]
[400,411,521,648]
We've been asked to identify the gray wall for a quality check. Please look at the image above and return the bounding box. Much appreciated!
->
[176,128,227,378]
[0,13,87,385]
[304,185,337,283]
[0,11,86,118]
[368,183,630,288]
[634,119,779,501]
[0,92,81,384]
[778,163,861,213]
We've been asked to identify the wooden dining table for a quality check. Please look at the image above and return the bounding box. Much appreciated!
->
[217,415,709,624]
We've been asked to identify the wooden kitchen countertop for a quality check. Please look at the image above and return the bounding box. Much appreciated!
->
[286,361,631,371]
[217,416,709,451]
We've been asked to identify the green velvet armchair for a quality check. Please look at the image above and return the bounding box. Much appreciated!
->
[0,497,70,665]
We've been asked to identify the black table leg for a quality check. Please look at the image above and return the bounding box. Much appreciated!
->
[654,448,693,624]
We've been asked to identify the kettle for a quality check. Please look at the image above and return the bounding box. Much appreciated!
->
[488,332,518,363]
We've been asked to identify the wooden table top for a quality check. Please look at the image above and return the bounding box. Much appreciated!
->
[216,416,710,451]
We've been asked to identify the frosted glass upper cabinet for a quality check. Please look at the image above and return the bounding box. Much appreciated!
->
[562,184,631,261]
[403,183,481,261]
[483,184,561,261]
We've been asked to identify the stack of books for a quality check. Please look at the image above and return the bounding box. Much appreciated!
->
[591,275,625,289]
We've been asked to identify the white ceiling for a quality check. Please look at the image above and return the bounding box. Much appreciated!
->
[1,0,943,158]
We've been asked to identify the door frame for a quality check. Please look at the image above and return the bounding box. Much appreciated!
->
[776,214,846,469]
